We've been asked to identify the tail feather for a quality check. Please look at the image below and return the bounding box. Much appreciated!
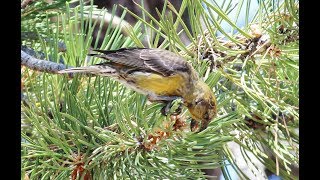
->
[87,54,106,58]
[58,66,117,76]
[58,67,94,74]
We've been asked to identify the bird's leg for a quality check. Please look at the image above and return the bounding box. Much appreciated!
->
[147,95,183,116]
[147,94,180,102]
[160,101,173,116]
[161,98,184,116]
[171,102,183,115]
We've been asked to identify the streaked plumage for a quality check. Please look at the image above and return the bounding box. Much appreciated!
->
[58,48,217,131]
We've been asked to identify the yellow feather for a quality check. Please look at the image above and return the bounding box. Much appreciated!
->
[134,73,185,96]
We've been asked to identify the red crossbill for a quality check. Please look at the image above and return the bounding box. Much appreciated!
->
[58,48,217,131]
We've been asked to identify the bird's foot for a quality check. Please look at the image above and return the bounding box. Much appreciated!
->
[147,94,180,103]
[160,102,172,116]
[160,99,183,116]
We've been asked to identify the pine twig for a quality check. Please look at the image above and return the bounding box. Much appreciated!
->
[21,48,98,78]
[21,50,71,75]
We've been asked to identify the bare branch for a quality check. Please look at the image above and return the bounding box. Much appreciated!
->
[21,50,71,75]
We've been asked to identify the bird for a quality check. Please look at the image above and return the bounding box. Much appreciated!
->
[58,48,217,131]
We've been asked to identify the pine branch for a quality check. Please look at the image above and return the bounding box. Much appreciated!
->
[21,0,299,179]
[21,47,95,78]
[21,50,70,75]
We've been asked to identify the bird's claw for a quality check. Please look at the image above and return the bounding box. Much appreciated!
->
[160,99,183,116]
[160,102,173,116]
[172,103,182,115]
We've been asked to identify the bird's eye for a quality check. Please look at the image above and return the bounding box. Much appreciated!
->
[195,99,204,105]
[209,101,215,108]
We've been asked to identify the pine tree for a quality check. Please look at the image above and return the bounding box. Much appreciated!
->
[21,0,299,179]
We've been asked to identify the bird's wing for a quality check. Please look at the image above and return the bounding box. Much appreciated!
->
[90,48,190,76]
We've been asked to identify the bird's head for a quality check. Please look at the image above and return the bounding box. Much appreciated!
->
[185,81,217,131]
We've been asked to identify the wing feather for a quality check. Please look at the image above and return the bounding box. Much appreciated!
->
[89,48,190,76]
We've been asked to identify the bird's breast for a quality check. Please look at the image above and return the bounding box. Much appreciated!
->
[123,72,187,96]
